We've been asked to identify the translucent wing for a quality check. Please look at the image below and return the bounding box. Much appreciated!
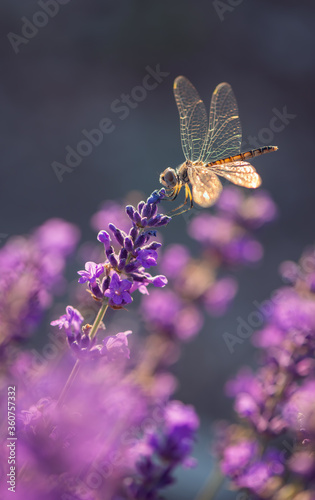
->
[174,76,208,162]
[200,82,242,163]
[188,166,223,207]
[210,161,261,188]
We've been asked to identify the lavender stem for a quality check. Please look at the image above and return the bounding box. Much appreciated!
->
[57,302,109,407]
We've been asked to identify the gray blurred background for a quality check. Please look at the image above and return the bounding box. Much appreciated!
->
[1,0,315,497]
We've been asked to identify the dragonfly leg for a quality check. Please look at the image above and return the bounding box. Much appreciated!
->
[168,184,193,216]
[165,183,181,202]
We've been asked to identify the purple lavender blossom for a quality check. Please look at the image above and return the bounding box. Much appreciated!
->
[51,306,133,361]
[217,246,315,498]
[78,190,170,308]
[0,219,79,345]
[77,261,104,284]
[127,401,199,499]
[104,272,133,307]
[51,305,99,358]
[51,305,84,337]
[134,249,158,268]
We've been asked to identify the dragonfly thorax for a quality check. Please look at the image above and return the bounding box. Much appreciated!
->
[177,161,191,184]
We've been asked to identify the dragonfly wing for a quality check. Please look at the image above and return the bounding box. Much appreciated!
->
[210,161,261,188]
[174,76,208,162]
[188,166,222,207]
[200,82,242,163]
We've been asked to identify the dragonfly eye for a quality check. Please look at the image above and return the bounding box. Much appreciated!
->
[160,168,177,187]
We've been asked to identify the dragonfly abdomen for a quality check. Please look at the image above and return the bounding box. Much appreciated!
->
[208,146,278,166]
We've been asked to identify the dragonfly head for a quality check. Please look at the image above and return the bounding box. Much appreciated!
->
[159,168,178,189]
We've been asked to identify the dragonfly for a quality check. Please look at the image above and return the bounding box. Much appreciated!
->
[159,76,278,213]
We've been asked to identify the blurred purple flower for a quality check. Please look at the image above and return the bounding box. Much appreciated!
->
[150,400,199,465]
[127,401,199,499]
[0,219,79,345]
[188,213,263,265]
[272,288,315,333]
[102,330,132,360]
[203,277,238,316]
[289,451,315,477]
[221,439,259,477]
[33,218,80,256]
[51,305,84,338]
[141,289,203,341]
[91,200,131,234]
[159,244,190,278]
[217,246,315,497]
[282,380,315,436]
[217,187,277,229]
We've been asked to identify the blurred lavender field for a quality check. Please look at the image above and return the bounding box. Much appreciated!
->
[0,1,315,498]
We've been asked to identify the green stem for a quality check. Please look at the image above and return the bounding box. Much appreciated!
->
[57,301,109,408]
[194,468,224,500]
[89,302,108,340]
[57,359,80,409]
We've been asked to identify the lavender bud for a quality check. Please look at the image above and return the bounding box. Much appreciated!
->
[146,190,161,204]
[147,214,162,226]
[141,203,153,219]
[102,276,110,293]
[134,233,146,248]
[97,230,111,249]
[137,201,145,212]
[152,275,168,287]
[140,217,148,227]
[145,242,161,250]
[130,226,138,242]
[155,216,171,227]
[124,237,133,252]
[108,223,125,246]
[106,246,114,257]
[108,253,118,268]
[90,283,103,299]
[126,205,135,221]
[129,272,145,282]
[134,211,142,225]
[80,334,90,349]
[150,203,158,218]
[125,262,140,273]
[118,258,126,271]
[119,248,128,260]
